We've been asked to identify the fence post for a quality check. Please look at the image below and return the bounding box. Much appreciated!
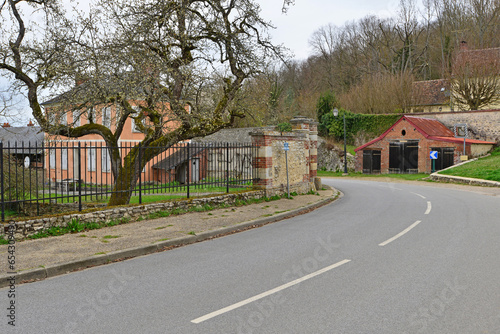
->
[226,142,229,194]
[78,142,82,212]
[187,142,190,199]
[1,142,4,222]
[138,145,142,204]
[35,141,40,217]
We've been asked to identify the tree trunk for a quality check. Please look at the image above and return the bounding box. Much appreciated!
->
[108,153,140,206]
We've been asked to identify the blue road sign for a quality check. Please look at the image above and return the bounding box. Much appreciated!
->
[284,142,289,151]
[430,151,438,160]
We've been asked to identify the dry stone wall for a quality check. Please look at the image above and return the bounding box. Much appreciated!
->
[5,191,266,240]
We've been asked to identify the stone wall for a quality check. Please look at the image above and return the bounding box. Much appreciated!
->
[251,116,318,196]
[5,191,266,240]
[411,110,500,143]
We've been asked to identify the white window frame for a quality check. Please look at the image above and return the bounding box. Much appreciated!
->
[101,148,111,173]
[48,112,56,125]
[49,149,56,169]
[131,106,149,133]
[73,110,81,126]
[60,112,67,125]
[87,147,96,172]
[131,106,142,133]
[102,107,111,128]
[61,148,68,170]
[87,107,95,124]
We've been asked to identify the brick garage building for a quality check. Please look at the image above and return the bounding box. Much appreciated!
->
[355,116,496,174]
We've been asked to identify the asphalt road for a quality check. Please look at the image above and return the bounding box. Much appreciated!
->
[1,179,500,333]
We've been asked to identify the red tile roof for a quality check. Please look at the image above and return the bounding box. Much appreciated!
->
[412,79,450,106]
[454,47,500,70]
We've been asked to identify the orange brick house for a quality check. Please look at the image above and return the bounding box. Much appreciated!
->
[354,116,495,174]
[41,81,187,186]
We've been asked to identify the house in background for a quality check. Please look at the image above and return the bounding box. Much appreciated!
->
[410,79,451,113]
[355,116,496,174]
[410,42,500,112]
[0,121,44,168]
[41,77,181,186]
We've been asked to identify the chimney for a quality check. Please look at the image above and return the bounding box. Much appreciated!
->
[460,41,468,51]
[2,123,10,128]
[27,120,34,126]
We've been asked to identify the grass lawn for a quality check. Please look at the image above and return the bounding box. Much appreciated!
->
[128,194,187,204]
[438,147,500,182]
[317,171,430,181]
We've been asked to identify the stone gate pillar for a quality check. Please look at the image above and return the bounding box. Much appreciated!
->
[251,130,273,190]
[251,116,319,195]
[290,116,319,183]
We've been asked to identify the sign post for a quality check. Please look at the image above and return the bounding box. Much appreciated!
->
[430,150,438,173]
[284,142,290,198]
[454,123,468,159]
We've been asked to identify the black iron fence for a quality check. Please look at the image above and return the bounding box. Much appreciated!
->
[0,141,257,221]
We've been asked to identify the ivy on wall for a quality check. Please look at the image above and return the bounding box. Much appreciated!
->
[321,109,401,145]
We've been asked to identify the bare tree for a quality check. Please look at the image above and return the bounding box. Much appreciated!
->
[0,0,285,205]
[467,0,500,48]
[451,47,500,110]
[339,71,418,114]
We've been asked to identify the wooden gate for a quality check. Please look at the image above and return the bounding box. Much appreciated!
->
[431,147,454,171]
[363,150,381,174]
[389,141,419,173]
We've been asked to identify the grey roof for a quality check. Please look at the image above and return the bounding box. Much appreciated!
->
[0,126,44,154]
[152,145,208,171]
[193,127,266,143]
[41,73,152,106]
[41,72,188,107]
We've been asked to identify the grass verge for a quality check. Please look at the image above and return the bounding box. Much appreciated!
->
[438,147,500,182]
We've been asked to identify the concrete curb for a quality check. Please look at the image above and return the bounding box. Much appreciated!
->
[1,190,340,288]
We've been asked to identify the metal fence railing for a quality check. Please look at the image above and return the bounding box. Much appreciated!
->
[0,141,257,221]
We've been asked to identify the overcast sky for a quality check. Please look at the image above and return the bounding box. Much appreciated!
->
[259,0,410,60]
[2,0,421,124]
